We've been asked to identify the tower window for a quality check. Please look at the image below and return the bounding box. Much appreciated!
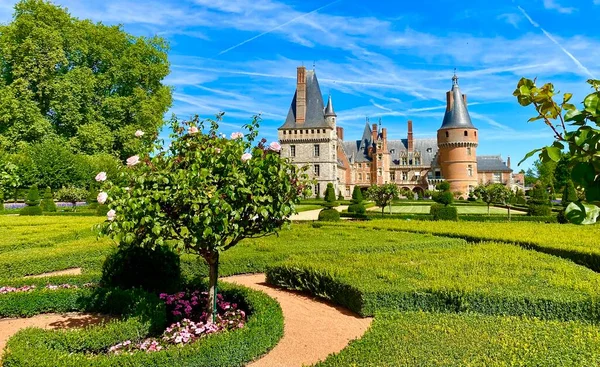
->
[475,131,477,137]
[358,173,362,181]
[467,165,473,177]
[464,131,468,136]
[415,157,421,165]
[378,154,382,160]
[390,172,396,181]
[445,131,449,138]
[402,172,408,181]
[467,147,472,156]
[314,164,320,177]
[290,145,296,157]
[314,144,320,157]
[283,131,286,135]
[401,157,408,165]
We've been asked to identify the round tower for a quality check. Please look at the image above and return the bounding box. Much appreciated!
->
[436,73,478,195]
[324,94,336,128]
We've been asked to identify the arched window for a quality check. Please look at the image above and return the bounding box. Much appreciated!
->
[445,131,449,138]
[464,131,468,136]
[474,131,477,137]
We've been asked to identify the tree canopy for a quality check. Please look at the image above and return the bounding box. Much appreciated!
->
[0,0,172,158]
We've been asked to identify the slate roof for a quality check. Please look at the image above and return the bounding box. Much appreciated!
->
[440,75,476,129]
[279,70,329,129]
[477,155,512,172]
[324,95,336,117]
[341,135,439,166]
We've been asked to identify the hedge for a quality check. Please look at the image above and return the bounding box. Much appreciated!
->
[2,283,283,367]
[430,204,458,221]
[316,312,600,366]
[318,208,340,221]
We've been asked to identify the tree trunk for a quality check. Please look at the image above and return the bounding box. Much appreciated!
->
[508,205,511,221]
[207,252,220,324]
[381,206,384,217]
[487,204,490,216]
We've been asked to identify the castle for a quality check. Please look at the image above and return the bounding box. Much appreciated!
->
[278,66,515,198]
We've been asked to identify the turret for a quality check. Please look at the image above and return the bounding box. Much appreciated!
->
[436,73,478,194]
[324,94,336,128]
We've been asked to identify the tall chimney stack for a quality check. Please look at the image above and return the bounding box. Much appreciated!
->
[295,66,306,123]
[336,126,344,141]
[407,120,414,152]
[372,123,378,143]
[507,156,511,169]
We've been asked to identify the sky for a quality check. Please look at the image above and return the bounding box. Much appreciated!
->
[2,0,600,171]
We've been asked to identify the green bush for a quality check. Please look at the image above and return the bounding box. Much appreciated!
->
[24,184,41,206]
[87,184,99,209]
[101,245,182,293]
[96,204,109,216]
[323,183,338,208]
[40,187,57,212]
[347,203,366,214]
[318,208,340,222]
[19,205,43,216]
[528,204,552,216]
[351,186,363,203]
[2,284,283,367]
[430,204,458,221]
[0,190,4,212]
[337,191,344,200]
[528,182,550,216]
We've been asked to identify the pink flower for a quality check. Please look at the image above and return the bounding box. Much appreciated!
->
[95,172,107,182]
[241,153,252,162]
[126,155,140,167]
[135,130,144,137]
[230,132,243,140]
[107,209,116,221]
[97,192,108,204]
[188,126,199,134]
[268,141,281,152]
[215,148,221,154]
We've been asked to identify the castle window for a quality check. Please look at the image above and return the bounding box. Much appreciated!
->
[290,145,296,157]
[378,168,382,176]
[314,144,320,157]
[378,154,382,160]
[283,131,286,135]
[311,129,314,134]
[390,149,395,154]
[358,173,362,181]
[402,172,408,181]
[464,131,468,136]
[434,169,441,179]
[445,131,449,138]
[314,164,320,177]
[390,172,396,181]
[415,157,421,165]
[366,173,371,181]
[315,183,320,197]
[426,148,432,153]
[493,172,501,183]
[474,131,477,137]
[467,147,472,156]
[358,163,362,168]
[401,157,408,165]
[294,130,297,135]
[467,165,473,177]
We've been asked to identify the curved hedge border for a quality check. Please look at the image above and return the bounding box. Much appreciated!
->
[266,264,600,322]
[2,283,283,367]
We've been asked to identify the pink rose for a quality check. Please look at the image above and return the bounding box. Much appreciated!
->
[230,132,243,140]
[268,141,281,152]
[241,153,252,162]
[95,172,107,182]
[135,130,144,137]
[97,192,108,204]
[107,209,116,221]
[126,155,140,167]
[188,126,199,134]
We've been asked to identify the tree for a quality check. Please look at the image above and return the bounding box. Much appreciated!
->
[98,114,307,322]
[0,161,19,211]
[432,181,454,206]
[348,186,365,214]
[319,183,340,221]
[19,184,42,215]
[367,183,399,216]
[474,183,507,215]
[55,186,88,210]
[515,188,526,205]
[524,168,537,186]
[40,186,56,212]
[0,0,172,158]
[514,78,600,224]
[527,182,551,216]
[562,180,578,207]
[322,183,338,208]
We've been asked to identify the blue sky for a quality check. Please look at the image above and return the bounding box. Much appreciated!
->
[2,0,600,171]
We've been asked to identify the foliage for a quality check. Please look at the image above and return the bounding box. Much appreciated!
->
[337,191,344,201]
[0,0,172,158]
[432,181,453,206]
[322,183,338,208]
[0,161,19,200]
[366,183,399,216]
[347,203,366,214]
[528,182,551,216]
[351,186,363,204]
[474,183,510,216]
[430,203,458,221]
[515,188,526,205]
[514,77,600,223]
[318,208,340,222]
[101,245,181,293]
[40,186,56,212]
[56,186,88,208]
[98,114,307,320]
[19,184,42,215]
[562,180,578,207]
[315,312,600,367]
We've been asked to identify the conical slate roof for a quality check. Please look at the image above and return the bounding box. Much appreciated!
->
[280,70,328,129]
[440,74,475,129]
[324,94,336,117]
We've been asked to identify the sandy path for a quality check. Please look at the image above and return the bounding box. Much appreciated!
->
[0,313,108,357]
[24,268,82,278]
[222,273,372,367]
[291,205,348,221]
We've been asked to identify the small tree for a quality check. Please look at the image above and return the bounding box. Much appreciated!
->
[40,187,57,212]
[527,181,551,216]
[367,183,399,216]
[98,114,307,322]
[19,184,42,215]
[0,162,19,212]
[337,190,344,201]
[348,186,365,214]
[433,181,454,206]
[474,183,506,215]
[319,183,340,221]
[56,187,89,210]
[322,183,338,208]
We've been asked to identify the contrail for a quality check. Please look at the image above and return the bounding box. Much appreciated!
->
[517,5,595,78]
[218,0,342,56]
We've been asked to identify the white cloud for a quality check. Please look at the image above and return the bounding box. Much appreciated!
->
[543,0,577,14]
[497,13,521,28]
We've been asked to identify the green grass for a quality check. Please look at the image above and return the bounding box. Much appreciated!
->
[378,205,526,215]
[295,204,323,212]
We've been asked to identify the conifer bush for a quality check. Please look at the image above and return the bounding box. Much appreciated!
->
[40,187,57,212]
[558,181,578,223]
[19,184,42,216]
[348,186,366,214]
[528,182,551,216]
[319,183,340,221]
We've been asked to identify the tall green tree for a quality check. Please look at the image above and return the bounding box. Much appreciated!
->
[367,183,399,216]
[474,183,507,216]
[0,0,172,158]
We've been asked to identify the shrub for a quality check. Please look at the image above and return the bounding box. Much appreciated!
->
[323,183,338,208]
[101,245,182,293]
[528,182,550,216]
[319,208,340,222]
[351,186,363,203]
[86,184,99,209]
[19,184,42,216]
[430,203,458,221]
[40,187,57,212]
[337,191,344,200]
[96,204,109,216]
[347,203,366,214]
[56,186,88,209]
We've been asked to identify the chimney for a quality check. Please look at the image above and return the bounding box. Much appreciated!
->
[295,66,306,123]
[382,127,387,141]
[336,126,344,141]
[407,120,414,152]
[446,91,454,112]
[507,156,511,169]
[462,94,467,106]
[372,123,378,143]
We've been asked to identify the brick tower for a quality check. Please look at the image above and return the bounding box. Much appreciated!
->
[436,73,478,195]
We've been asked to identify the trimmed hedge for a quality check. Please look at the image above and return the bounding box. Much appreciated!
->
[347,203,366,214]
[316,312,600,366]
[430,204,458,221]
[18,205,43,216]
[2,283,284,367]
[318,208,340,222]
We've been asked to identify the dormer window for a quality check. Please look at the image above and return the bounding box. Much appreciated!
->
[426,148,432,153]
[390,149,395,154]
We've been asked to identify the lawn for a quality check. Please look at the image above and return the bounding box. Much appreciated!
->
[3,216,600,365]
[380,205,526,215]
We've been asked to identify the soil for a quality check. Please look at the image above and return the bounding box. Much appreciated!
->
[24,268,82,278]
[222,273,372,367]
[0,313,108,360]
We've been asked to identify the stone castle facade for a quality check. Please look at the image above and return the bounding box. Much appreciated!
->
[278,66,515,198]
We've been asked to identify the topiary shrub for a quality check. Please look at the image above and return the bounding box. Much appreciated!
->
[348,186,365,213]
[323,183,338,208]
[430,203,458,221]
[338,191,344,201]
[101,244,182,293]
[348,203,366,214]
[19,184,42,216]
[40,187,57,212]
[528,182,551,216]
[318,208,340,222]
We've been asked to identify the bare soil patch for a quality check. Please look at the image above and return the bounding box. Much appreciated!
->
[24,267,82,278]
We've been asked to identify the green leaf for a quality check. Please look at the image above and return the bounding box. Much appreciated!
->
[583,93,600,116]
[518,148,542,166]
[563,93,573,104]
[565,202,600,225]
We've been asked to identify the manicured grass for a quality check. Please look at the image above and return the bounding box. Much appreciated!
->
[316,312,600,367]
[379,205,525,215]
[295,204,322,212]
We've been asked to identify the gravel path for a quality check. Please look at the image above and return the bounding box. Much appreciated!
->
[222,273,372,367]
[290,205,348,221]
[24,268,82,278]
